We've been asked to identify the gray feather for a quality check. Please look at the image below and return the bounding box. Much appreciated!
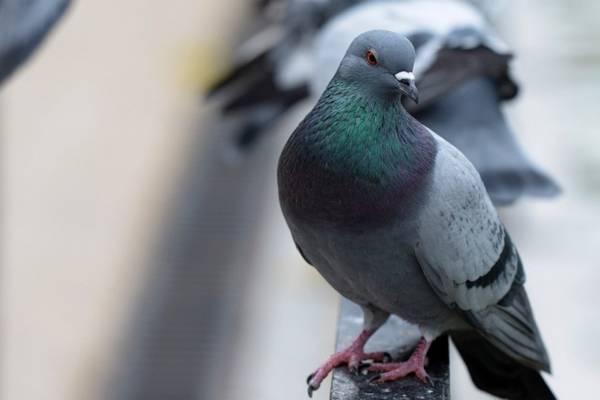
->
[415,136,516,310]
[414,135,550,371]
[466,284,552,372]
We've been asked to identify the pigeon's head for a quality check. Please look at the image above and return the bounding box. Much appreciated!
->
[337,30,418,103]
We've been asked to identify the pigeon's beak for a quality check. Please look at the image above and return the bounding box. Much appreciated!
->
[395,71,419,104]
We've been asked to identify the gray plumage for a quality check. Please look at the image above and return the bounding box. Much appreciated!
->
[413,138,550,370]
[278,30,553,399]
[0,0,71,86]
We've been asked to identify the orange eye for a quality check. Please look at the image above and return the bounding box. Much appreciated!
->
[366,50,378,65]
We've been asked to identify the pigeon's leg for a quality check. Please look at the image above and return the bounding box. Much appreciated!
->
[306,305,389,397]
[367,337,430,383]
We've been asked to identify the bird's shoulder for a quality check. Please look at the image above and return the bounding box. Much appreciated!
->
[422,132,495,223]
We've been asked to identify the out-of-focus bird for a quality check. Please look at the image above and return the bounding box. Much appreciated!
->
[278,30,554,400]
[0,0,71,86]
[208,0,560,205]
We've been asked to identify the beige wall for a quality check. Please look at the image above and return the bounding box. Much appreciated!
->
[1,1,245,399]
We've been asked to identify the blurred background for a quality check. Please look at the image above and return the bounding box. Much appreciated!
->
[1,1,600,399]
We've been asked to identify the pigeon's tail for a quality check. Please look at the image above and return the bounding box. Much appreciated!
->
[481,167,561,206]
[452,330,556,400]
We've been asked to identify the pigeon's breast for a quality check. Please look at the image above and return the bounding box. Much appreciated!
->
[278,165,419,230]
[277,136,434,230]
[287,216,459,329]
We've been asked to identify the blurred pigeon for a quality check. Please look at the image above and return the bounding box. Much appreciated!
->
[278,30,554,400]
[0,0,71,86]
[209,0,560,205]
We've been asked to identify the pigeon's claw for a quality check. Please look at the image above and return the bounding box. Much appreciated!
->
[306,349,389,395]
[367,359,429,383]
[358,351,392,374]
[367,373,382,384]
[305,330,390,397]
[367,337,430,385]
[306,373,314,385]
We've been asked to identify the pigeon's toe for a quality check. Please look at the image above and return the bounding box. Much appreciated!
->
[366,337,430,384]
[305,347,391,396]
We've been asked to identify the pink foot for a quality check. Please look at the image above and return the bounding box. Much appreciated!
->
[306,330,390,397]
[367,337,431,384]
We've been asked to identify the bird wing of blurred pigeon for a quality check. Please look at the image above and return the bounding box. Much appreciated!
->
[414,135,551,371]
[0,0,71,86]
[403,27,518,113]
[204,0,324,147]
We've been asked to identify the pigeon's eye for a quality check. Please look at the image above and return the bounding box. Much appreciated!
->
[366,50,378,65]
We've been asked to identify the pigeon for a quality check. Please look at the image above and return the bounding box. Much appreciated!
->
[0,0,71,86]
[209,0,559,205]
[277,30,555,400]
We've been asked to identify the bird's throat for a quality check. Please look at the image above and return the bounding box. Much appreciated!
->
[306,79,427,184]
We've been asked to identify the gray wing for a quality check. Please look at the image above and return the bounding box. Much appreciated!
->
[415,136,514,310]
[415,135,551,371]
[0,0,71,85]
[405,26,517,114]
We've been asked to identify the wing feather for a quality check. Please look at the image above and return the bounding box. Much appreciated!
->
[415,135,550,371]
[415,136,515,311]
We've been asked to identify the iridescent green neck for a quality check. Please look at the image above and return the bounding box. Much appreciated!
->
[278,76,436,228]
[305,78,422,184]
